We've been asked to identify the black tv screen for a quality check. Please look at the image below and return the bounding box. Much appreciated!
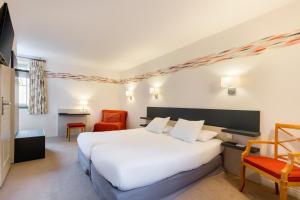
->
[0,3,14,66]
[11,50,16,68]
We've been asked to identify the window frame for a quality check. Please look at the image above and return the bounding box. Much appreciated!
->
[16,57,31,109]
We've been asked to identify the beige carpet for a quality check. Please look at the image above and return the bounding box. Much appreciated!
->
[0,137,297,200]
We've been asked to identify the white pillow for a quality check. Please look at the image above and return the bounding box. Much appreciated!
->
[163,125,173,134]
[170,119,204,143]
[146,117,170,134]
[197,130,219,142]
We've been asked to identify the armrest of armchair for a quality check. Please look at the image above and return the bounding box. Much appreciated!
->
[281,152,300,180]
[242,140,275,159]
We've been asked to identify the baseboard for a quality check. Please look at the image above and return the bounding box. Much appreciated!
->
[260,177,300,199]
[288,187,300,199]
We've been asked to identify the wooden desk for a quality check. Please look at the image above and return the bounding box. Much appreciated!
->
[57,109,90,137]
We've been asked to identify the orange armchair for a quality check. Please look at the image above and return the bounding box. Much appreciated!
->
[93,110,127,132]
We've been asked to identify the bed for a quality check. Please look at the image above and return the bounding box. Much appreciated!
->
[89,130,222,200]
[77,128,144,174]
[78,106,260,199]
[91,155,222,200]
[90,131,222,191]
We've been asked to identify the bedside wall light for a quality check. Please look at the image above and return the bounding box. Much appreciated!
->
[221,76,239,95]
[125,89,133,101]
[149,87,160,99]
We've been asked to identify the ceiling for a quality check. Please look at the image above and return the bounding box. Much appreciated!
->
[7,0,295,72]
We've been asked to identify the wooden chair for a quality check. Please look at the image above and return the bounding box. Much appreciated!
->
[66,123,86,142]
[240,123,300,200]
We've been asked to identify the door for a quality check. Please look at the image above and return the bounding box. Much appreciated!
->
[0,65,12,187]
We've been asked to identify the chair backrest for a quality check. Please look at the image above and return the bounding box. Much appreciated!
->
[101,110,127,123]
[274,123,300,164]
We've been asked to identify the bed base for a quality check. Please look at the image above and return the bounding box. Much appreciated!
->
[78,148,91,175]
[90,154,222,200]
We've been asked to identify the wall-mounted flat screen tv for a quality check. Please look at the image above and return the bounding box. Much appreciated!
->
[0,3,14,66]
[11,50,16,68]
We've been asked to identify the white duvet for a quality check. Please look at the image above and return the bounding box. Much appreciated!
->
[91,129,222,191]
[77,128,145,159]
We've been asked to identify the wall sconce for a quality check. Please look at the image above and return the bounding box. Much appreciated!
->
[149,87,160,99]
[125,90,133,101]
[80,100,88,112]
[221,76,239,95]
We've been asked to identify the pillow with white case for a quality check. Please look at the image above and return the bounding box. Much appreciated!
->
[170,119,204,143]
[146,117,170,134]
[197,130,219,142]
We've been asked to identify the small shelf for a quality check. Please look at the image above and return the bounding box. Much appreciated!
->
[58,113,90,116]
[221,128,260,137]
[140,117,153,120]
[58,109,90,116]
[140,124,148,127]
[221,141,260,153]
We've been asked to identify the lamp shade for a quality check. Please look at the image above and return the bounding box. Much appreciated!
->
[221,76,239,88]
[80,100,88,106]
[125,90,133,97]
[149,87,159,94]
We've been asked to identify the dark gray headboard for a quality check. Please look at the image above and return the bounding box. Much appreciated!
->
[146,107,260,137]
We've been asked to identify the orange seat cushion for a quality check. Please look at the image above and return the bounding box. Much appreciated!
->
[67,123,86,128]
[94,122,122,132]
[244,156,300,182]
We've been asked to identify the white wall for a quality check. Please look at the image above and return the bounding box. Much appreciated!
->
[120,1,300,147]
[13,0,300,197]
[119,2,300,195]
[19,62,121,137]
[17,1,300,143]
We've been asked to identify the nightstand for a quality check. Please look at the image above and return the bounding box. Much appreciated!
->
[139,117,152,127]
[221,141,260,176]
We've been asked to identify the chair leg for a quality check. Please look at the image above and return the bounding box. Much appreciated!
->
[275,182,279,195]
[68,128,71,142]
[66,127,69,138]
[279,182,288,200]
[240,164,246,192]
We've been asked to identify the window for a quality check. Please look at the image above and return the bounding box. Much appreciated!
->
[16,57,31,108]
